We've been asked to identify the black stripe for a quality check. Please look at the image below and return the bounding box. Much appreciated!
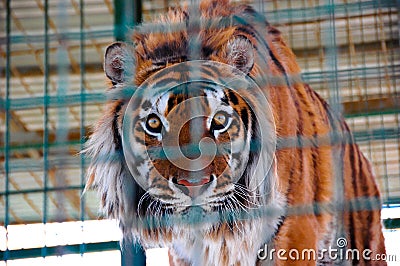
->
[240,107,249,130]
[142,100,152,110]
[201,90,209,107]
[199,65,215,78]
[237,108,259,196]
[231,152,241,161]
[350,144,359,203]
[228,90,239,105]
[135,124,145,133]
[176,94,184,105]
[135,136,146,145]
[201,45,214,58]
[235,26,257,39]
[167,95,175,114]
[113,102,124,150]
[155,78,180,89]
[349,143,360,255]
[250,107,258,140]
[221,90,230,105]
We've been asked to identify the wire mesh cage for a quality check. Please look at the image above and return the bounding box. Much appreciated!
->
[1,0,399,264]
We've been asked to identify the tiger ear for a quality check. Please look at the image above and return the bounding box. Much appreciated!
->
[104,42,134,84]
[226,36,254,74]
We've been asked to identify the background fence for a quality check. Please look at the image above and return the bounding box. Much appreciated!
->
[1,0,399,264]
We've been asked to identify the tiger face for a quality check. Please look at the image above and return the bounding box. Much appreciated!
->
[120,61,277,220]
[130,85,249,211]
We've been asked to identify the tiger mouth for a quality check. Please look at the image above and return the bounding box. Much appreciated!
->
[173,176,211,187]
[171,174,215,198]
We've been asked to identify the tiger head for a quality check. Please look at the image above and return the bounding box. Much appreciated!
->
[85,0,284,248]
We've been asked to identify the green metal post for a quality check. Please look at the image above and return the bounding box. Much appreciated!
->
[42,0,50,258]
[4,0,11,261]
[114,0,142,41]
[80,0,87,255]
[114,0,145,265]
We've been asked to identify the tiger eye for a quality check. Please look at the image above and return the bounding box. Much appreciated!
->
[145,114,162,134]
[148,117,160,128]
[211,111,230,132]
[214,112,227,126]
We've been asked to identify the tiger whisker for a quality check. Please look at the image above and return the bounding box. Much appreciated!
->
[225,197,245,237]
[234,185,264,201]
[234,183,263,199]
[147,198,160,217]
[229,194,250,214]
[232,189,262,208]
[138,191,151,213]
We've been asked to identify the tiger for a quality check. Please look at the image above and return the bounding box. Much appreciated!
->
[84,0,386,265]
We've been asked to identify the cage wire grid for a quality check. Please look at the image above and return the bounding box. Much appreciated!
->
[0,0,399,263]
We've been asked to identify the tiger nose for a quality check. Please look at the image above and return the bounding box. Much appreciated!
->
[172,175,214,198]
